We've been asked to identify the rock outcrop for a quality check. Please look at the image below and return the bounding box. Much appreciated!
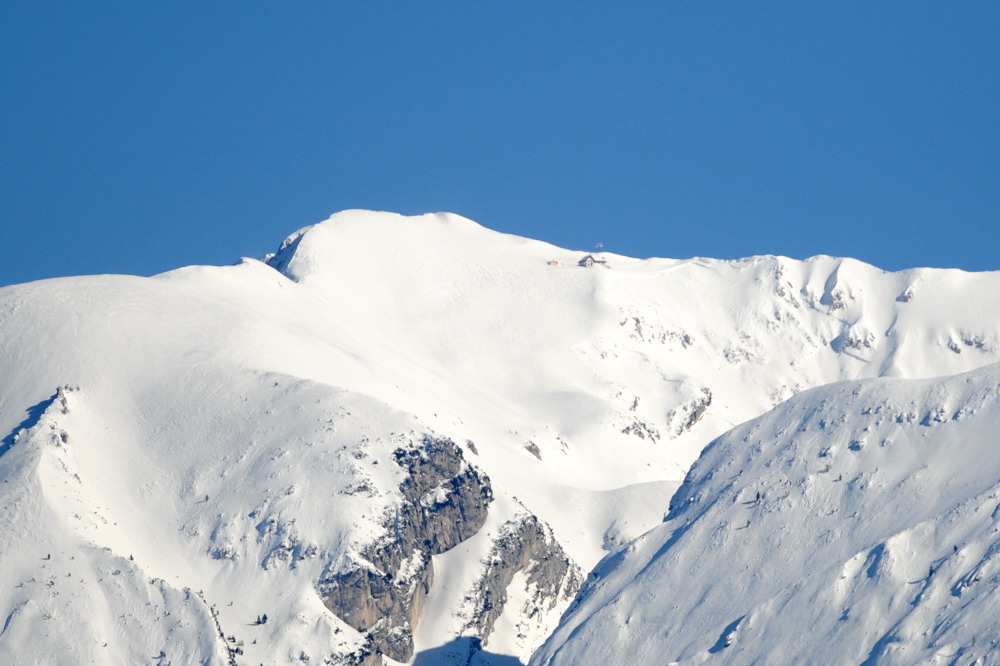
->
[464,514,582,649]
[319,436,493,662]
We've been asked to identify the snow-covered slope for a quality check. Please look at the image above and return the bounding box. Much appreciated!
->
[532,363,1000,665]
[1,210,999,664]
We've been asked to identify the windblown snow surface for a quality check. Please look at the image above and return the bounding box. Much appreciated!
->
[532,366,1000,665]
[1,210,998,665]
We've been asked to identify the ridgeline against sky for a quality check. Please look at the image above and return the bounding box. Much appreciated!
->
[1,4,997,286]
[4,211,1000,663]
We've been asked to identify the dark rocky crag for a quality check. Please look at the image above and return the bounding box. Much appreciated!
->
[463,515,582,649]
[319,436,493,663]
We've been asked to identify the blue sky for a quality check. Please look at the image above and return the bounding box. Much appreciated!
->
[2,3,998,286]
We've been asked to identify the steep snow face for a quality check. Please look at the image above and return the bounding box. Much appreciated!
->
[532,363,1000,665]
[1,209,1000,664]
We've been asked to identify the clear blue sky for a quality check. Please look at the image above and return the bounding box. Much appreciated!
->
[2,3,998,286]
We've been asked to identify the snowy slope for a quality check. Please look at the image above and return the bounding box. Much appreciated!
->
[1,210,999,664]
[532,363,1000,665]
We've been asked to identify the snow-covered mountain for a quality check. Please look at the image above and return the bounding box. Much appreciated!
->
[532,364,1000,665]
[1,210,998,665]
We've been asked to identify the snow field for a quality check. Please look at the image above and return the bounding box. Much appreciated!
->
[2,210,1000,663]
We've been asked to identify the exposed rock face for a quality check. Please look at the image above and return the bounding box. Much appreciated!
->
[319,436,493,663]
[318,436,580,664]
[666,386,713,437]
[393,437,494,554]
[465,514,582,648]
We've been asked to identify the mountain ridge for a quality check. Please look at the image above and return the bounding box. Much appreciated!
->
[532,363,1000,664]
[1,210,998,664]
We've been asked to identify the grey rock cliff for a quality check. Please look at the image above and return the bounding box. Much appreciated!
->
[465,514,582,648]
[319,436,493,663]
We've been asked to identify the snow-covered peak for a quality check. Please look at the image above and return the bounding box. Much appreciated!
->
[265,210,512,284]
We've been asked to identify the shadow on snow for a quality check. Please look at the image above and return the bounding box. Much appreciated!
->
[0,392,58,459]
[413,636,524,666]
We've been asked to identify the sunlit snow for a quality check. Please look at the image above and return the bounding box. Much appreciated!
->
[1,210,999,664]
